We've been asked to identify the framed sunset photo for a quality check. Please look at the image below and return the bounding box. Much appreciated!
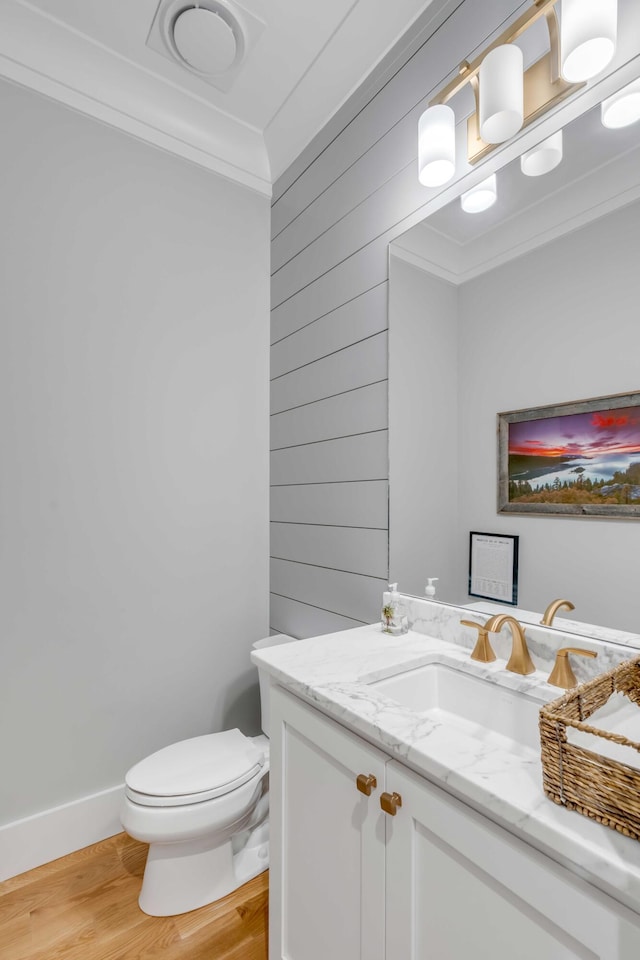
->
[497,391,640,518]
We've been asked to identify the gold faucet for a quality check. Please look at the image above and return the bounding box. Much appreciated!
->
[548,647,597,689]
[483,614,536,675]
[460,620,496,663]
[540,598,575,626]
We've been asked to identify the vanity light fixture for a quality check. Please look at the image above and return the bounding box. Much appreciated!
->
[561,0,617,83]
[418,104,456,186]
[460,174,497,213]
[417,0,618,185]
[520,129,563,176]
[479,44,524,144]
[601,78,640,128]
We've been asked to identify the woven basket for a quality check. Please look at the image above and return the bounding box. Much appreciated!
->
[539,656,640,840]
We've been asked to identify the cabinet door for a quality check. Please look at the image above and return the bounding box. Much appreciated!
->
[270,686,388,960]
[385,761,640,960]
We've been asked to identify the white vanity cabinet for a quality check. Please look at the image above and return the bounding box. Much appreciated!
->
[270,685,640,960]
[385,761,640,959]
[269,685,387,960]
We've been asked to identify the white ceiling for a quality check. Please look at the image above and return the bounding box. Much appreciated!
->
[0,0,441,195]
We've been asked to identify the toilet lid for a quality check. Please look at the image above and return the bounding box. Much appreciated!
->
[125,729,265,807]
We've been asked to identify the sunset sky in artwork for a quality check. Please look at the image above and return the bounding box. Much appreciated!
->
[509,405,640,458]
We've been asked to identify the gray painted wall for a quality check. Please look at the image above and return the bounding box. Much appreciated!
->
[269,0,527,637]
[0,79,270,825]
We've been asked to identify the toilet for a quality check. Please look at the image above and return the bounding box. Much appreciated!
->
[120,634,295,917]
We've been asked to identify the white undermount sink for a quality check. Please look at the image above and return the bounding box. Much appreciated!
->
[370,662,546,754]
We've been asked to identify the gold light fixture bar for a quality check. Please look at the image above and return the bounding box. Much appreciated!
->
[430,0,584,165]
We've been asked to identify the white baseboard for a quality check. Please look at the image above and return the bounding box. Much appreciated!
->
[0,784,124,882]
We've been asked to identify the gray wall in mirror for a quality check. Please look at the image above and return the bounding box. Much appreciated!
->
[389,197,640,633]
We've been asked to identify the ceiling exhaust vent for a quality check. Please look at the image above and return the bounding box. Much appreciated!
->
[147,0,265,92]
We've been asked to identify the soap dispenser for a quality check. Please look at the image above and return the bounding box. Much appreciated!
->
[381,583,409,636]
[425,578,439,599]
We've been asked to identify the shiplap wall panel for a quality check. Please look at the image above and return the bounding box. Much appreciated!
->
[270,283,387,375]
[271,0,522,238]
[271,381,388,450]
[272,224,390,313]
[271,0,527,638]
[270,594,365,636]
[271,559,386,624]
[271,121,418,274]
[270,481,388,528]
[271,523,388,579]
[271,333,388,414]
[271,230,392,340]
[271,431,388,486]
[272,164,430,306]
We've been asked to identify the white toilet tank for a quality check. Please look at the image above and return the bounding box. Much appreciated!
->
[252,634,296,737]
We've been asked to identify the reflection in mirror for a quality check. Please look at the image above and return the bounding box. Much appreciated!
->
[389,76,640,637]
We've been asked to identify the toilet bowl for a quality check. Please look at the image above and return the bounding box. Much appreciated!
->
[120,634,294,917]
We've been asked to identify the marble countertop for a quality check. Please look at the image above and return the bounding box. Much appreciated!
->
[462,600,640,647]
[252,621,640,915]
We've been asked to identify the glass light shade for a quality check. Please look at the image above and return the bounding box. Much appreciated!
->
[461,174,497,214]
[561,0,617,83]
[479,44,524,144]
[520,130,563,177]
[418,105,456,186]
[601,79,640,128]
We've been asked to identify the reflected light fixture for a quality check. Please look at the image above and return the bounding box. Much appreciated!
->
[461,174,497,213]
[601,79,640,128]
[520,129,563,176]
[417,0,618,186]
[561,0,617,83]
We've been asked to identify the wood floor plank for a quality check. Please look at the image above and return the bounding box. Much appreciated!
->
[2,913,32,959]
[0,835,143,925]
[0,834,268,960]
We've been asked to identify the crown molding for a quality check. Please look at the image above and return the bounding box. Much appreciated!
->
[0,2,271,196]
[389,242,461,285]
[391,144,640,286]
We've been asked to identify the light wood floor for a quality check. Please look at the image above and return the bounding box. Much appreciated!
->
[0,833,268,960]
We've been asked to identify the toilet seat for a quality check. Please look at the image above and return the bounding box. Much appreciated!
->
[125,729,265,808]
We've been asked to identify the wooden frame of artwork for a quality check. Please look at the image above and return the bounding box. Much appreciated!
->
[498,391,640,518]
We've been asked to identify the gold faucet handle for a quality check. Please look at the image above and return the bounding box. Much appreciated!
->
[460,620,496,663]
[548,647,597,689]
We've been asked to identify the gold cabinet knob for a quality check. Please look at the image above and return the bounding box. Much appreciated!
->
[548,647,597,689]
[356,773,377,796]
[460,619,496,663]
[380,791,402,816]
